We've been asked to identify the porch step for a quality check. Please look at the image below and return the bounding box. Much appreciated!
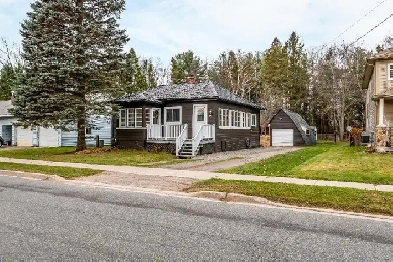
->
[177,139,201,158]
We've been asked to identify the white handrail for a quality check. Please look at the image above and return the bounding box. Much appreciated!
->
[147,124,183,140]
[176,124,188,156]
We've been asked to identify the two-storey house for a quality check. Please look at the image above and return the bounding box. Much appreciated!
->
[363,48,393,150]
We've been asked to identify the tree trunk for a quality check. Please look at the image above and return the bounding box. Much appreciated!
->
[76,117,86,152]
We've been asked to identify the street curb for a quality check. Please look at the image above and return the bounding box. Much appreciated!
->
[188,190,393,220]
[2,171,392,221]
[0,170,65,181]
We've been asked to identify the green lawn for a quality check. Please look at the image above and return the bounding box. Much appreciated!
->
[0,147,180,166]
[220,142,393,185]
[0,162,101,179]
[187,179,393,216]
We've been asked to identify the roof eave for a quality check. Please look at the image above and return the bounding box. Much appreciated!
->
[362,59,375,89]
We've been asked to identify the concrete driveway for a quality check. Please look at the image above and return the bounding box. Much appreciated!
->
[162,146,301,172]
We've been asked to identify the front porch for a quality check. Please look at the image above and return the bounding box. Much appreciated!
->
[146,124,216,157]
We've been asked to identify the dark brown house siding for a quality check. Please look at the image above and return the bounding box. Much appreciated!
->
[164,100,217,138]
[270,110,305,146]
[114,102,157,149]
[114,100,261,153]
[213,101,260,152]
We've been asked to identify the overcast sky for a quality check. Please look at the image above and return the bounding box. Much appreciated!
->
[0,0,392,64]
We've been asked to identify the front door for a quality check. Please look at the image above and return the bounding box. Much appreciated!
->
[193,104,208,137]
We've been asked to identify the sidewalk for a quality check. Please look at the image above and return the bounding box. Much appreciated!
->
[1,157,393,192]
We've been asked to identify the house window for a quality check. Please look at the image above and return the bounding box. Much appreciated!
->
[119,108,143,128]
[197,107,205,121]
[145,108,150,125]
[251,114,257,127]
[389,64,393,80]
[86,127,92,135]
[165,107,181,124]
[235,111,240,127]
[241,112,246,128]
[219,109,230,127]
[152,108,161,125]
[306,129,310,136]
[119,109,126,127]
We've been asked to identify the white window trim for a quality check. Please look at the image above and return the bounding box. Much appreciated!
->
[150,108,161,125]
[388,63,393,80]
[119,109,127,128]
[164,106,182,125]
[117,108,145,129]
[251,114,257,127]
[218,108,252,130]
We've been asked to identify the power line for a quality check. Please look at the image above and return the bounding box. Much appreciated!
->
[349,13,393,46]
[329,0,389,44]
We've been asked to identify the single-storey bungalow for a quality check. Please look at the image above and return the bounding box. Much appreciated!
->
[270,109,317,146]
[0,100,112,147]
[114,79,263,157]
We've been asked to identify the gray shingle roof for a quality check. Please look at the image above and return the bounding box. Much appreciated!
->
[118,82,262,109]
[282,109,317,146]
[0,100,12,116]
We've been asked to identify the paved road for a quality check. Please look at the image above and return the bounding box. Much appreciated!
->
[0,176,392,260]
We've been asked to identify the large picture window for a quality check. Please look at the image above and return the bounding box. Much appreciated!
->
[219,108,255,129]
[165,107,181,124]
[119,108,143,128]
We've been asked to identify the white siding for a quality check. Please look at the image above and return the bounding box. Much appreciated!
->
[272,129,294,147]
[38,127,60,147]
[16,126,33,146]
[61,116,112,146]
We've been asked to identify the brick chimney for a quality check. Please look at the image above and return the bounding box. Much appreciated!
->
[187,76,196,84]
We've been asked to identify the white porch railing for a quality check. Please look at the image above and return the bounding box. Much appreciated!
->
[192,124,215,156]
[147,124,185,140]
[176,124,188,156]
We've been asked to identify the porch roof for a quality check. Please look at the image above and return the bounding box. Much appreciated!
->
[117,82,263,109]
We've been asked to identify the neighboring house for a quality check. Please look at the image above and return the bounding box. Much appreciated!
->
[363,48,393,150]
[0,100,16,146]
[0,100,112,147]
[115,79,263,157]
[270,109,317,147]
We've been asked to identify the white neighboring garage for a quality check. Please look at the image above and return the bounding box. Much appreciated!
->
[1,100,112,147]
[271,129,294,146]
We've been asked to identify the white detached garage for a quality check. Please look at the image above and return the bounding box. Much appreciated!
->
[270,109,317,147]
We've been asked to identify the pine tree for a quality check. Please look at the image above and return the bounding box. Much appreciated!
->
[170,50,207,84]
[259,37,289,123]
[284,32,309,116]
[11,0,129,151]
[0,63,16,101]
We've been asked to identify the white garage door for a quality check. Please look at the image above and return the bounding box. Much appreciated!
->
[38,127,59,147]
[272,129,294,146]
[16,127,33,147]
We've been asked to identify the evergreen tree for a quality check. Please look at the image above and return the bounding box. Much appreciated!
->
[170,50,207,84]
[259,37,289,123]
[11,0,129,151]
[122,49,157,93]
[284,32,309,116]
[0,63,16,101]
